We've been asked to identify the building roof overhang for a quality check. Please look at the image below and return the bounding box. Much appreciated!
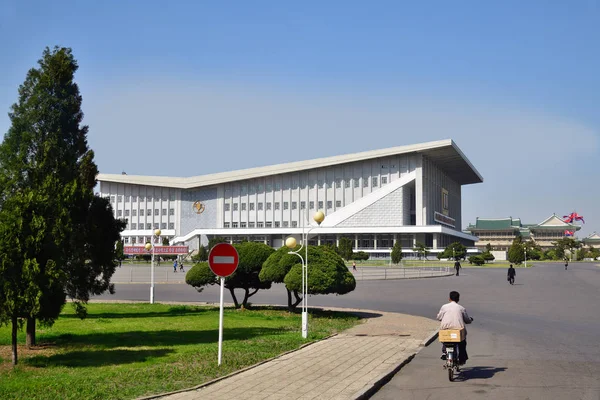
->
[98,139,483,189]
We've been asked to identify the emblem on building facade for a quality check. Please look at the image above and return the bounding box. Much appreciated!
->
[193,201,205,214]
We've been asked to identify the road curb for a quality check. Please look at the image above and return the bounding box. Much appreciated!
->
[353,353,416,400]
[353,328,438,399]
[419,328,439,347]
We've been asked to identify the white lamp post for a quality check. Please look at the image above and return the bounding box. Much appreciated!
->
[145,228,162,304]
[285,210,325,338]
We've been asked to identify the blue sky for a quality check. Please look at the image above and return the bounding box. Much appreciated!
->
[1,1,599,236]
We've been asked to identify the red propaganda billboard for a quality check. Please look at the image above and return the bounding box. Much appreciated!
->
[124,246,189,255]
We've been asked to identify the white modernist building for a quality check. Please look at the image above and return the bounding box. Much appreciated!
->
[98,139,482,258]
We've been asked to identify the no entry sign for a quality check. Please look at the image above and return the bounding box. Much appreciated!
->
[209,243,239,277]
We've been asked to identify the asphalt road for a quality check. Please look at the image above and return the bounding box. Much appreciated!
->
[96,262,600,399]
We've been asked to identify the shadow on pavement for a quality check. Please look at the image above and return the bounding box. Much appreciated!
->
[461,366,507,380]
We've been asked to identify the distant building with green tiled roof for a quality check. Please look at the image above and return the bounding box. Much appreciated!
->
[467,214,581,251]
[582,232,600,247]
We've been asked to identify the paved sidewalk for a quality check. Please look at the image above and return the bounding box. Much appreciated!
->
[151,310,439,400]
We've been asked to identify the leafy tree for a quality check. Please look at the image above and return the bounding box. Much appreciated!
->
[351,251,370,261]
[0,47,124,364]
[260,245,356,312]
[116,240,125,261]
[508,237,525,264]
[391,241,403,264]
[338,237,354,261]
[413,241,428,260]
[586,246,600,260]
[481,251,495,263]
[438,242,467,261]
[192,245,208,262]
[552,237,581,261]
[208,237,228,251]
[186,242,274,308]
[468,255,485,266]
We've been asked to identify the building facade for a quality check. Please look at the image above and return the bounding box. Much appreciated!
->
[466,215,582,251]
[582,232,600,248]
[98,139,482,258]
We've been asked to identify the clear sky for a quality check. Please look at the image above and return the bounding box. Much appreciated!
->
[1,1,599,236]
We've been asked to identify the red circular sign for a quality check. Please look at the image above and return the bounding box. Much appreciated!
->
[208,243,239,277]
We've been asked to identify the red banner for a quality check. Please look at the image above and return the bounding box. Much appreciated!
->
[124,246,189,255]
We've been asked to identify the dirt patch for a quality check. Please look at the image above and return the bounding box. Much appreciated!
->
[0,343,59,371]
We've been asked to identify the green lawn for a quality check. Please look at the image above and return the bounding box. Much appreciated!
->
[0,303,359,400]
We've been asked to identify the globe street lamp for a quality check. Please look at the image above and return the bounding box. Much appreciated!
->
[285,210,325,339]
[145,228,162,304]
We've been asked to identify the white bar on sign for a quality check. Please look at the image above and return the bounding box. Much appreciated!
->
[213,256,234,264]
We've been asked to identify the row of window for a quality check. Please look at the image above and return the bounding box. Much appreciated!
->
[127,222,175,230]
[225,176,388,194]
[123,236,165,244]
[224,221,296,228]
[111,194,177,203]
[224,200,342,212]
[116,208,175,217]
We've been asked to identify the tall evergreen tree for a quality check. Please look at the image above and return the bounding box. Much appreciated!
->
[391,241,403,264]
[508,236,525,264]
[338,236,354,261]
[0,47,124,365]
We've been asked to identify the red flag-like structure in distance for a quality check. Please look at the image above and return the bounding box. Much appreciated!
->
[563,212,585,224]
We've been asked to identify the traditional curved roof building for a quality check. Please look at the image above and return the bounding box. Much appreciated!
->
[98,139,482,258]
[582,232,600,247]
[466,214,582,250]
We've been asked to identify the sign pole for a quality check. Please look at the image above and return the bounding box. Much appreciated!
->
[208,243,239,366]
[218,277,224,366]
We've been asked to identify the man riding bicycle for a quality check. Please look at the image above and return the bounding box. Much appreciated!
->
[437,291,473,365]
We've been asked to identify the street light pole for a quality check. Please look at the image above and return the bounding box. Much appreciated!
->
[145,229,162,304]
[285,210,325,338]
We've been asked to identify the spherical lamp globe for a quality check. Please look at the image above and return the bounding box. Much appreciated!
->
[154,229,162,237]
[313,211,325,225]
[285,237,297,249]
[144,243,152,251]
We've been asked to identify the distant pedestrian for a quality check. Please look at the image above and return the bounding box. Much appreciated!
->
[179,261,185,272]
[454,260,462,276]
[173,260,178,273]
[507,264,516,285]
[352,261,357,271]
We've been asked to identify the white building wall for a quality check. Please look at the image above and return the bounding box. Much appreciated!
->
[99,182,180,245]
[421,156,462,231]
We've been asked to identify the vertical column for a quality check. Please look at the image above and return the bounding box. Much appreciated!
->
[415,154,424,225]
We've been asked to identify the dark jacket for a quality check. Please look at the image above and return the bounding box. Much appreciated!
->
[508,267,516,277]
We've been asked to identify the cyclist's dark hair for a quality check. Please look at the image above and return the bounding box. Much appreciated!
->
[449,291,460,302]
